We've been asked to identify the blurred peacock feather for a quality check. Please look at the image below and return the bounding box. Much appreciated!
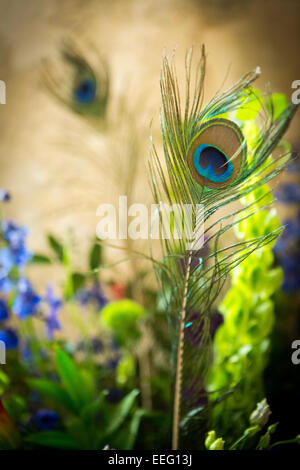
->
[42,39,147,218]
[149,46,297,449]
[42,39,156,412]
[43,40,110,119]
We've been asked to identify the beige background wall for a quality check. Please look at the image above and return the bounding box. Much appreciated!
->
[0,0,299,281]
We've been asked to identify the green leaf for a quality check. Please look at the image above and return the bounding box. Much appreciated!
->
[30,254,52,264]
[124,409,146,449]
[56,349,91,410]
[28,379,76,413]
[104,389,139,436]
[25,431,79,449]
[236,89,263,121]
[101,300,144,345]
[116,353,135,386]
[2,395,27,421]
[80,392,105,425]
[265,93,289,121]
[89,241,102,271]
[71,272,86,293]
[47,234,63,261]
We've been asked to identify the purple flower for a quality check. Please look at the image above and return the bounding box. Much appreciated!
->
[0,328,18,349]
[91,338,103,353]
[76,337,103,353]
[34,409,59,431]
[12,278,41,319]
[0,190,11,202]
[0,299,9,321]
[44,285,62,339]
[279,256,300,292]
[106,355,121,370]
[274,213,300,292]
[275,183,300,204]
[76,281,107,310]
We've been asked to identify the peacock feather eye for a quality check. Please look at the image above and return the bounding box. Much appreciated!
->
[193,144,234,182]
[187,118,246,189]
[74,77,97,104]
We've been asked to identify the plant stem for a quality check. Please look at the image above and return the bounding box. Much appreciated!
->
[172,251,192,450]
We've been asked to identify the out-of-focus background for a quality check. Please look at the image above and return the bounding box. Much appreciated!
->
[1,0,300,269]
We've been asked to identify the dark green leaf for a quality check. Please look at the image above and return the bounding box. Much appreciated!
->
[30,254,52,264]
[28,379,76,413]
[71,272,86,293]
[104,389,139,436]
[47,234,63,261]
[25,431,79,449]
[89,241,102,271]
[80,392,105,425]
[124,409,145,450]
[56,349,91,410]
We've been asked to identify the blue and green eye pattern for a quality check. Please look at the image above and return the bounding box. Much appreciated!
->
[54,44,110,118]
[193,144,234,183]
[74,77,97,104]
[187,118,245,189]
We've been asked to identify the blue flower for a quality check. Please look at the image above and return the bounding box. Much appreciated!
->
[0,248,15,293]
[21,341,33,364]
[0,248,14,273]
[1,220,32,268]
[0,328,18,349]
[275,183,300,204]
[0,275,14,293]
[44,285,62,339]
[0,190,11,202]
[2,220,27,247]
[34,409,59,431]
[12,278,41,319]
[0,299,9,321]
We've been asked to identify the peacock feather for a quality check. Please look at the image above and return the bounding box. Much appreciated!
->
[149,46,297,449]
[43,40,110,120]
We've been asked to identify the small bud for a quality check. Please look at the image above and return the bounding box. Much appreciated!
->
[250,398,271,427]
[205,430,216,449]
[210,438,225,450]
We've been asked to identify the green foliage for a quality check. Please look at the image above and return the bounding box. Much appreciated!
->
[25,431,79,449]
[206,399,300,450]
[89,240,102,271]
[47,234,64,261]
[20,349,141,450]
[101,299,145,346]
[116,353,135,386]
[205,430,225,450]
[265,93,290,121]
[208,91,289,442]
[1,57,298,451]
